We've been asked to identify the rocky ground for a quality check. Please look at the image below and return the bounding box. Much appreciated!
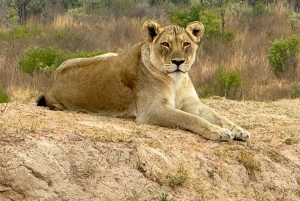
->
[0,98,300,201]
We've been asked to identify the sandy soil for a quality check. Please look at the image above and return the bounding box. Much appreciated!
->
[0,98,299,201]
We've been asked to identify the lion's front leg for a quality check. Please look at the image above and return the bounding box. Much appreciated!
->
[136,105,234,141]
[181,99,250,142]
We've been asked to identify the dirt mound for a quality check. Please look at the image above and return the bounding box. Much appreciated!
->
[0,99,299,201]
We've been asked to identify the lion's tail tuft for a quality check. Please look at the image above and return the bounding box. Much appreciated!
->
[37,95,47,107]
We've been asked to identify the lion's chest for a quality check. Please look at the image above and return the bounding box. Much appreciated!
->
[166,74,192,109]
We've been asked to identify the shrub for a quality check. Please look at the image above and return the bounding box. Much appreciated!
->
[216,67,242,99]
[68,7,88,24]
[199,9,222,38]
[222,31,235,43]
[169,3,222,37]
[10,24,43,39]
[168,3,203,28]
[252,2,269,17]
[19,46,59,75]
[0,24,43,41]
[19,46,106,75]
[267,35,300,78]
[241,2,269,21]
[0,85,9,103]
[289,13,300,30]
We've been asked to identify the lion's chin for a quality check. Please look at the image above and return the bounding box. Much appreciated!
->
[168,71,187,80]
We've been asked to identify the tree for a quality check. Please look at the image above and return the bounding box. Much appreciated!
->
[14,0,30,25]
[7,0,46,25]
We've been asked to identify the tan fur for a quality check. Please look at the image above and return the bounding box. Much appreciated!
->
[42,20,250,141]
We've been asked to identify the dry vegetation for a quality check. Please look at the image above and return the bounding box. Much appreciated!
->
[0,1,299,101]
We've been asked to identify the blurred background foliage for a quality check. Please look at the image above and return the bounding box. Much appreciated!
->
[0,0,299,101]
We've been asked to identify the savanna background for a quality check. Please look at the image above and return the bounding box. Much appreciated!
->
[0,0,299,103]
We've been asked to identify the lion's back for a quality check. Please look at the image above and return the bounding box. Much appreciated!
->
[45,53,137,116]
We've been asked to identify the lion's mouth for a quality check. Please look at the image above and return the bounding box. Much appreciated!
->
[166,69,185,74]
[165,65,187,74]
[174,69,184,73]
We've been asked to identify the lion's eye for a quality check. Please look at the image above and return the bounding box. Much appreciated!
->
[161,42,169,47]
[183,42,190,47]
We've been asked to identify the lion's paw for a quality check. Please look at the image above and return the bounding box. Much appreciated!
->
[218,128,234,142]
[232,126,250,142]
[207,126,234,141]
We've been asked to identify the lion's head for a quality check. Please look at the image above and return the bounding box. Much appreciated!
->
[142,20,204,75]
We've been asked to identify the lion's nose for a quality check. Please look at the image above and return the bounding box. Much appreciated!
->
[171,59,185,67]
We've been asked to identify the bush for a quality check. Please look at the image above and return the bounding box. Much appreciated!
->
[289,13,300,30]
[242,2,269,19]
[222,31,235,43]
[252,2,269,17]
[10,24,43,39]
[0,24,43,41]
[68,7,88,24]
[168,3,203,28]
[195,67,241,99]
[19,46,106,75]
[216,67,242,99]
[199,9,222,38]
[168,3,234,41]
[267,35,300,78]
[0,85,9,103]
[19,46,59,75]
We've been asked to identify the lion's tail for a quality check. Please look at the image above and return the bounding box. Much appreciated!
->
[37,95,47,107]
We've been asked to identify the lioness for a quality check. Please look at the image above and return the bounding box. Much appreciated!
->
[37,20,250,142]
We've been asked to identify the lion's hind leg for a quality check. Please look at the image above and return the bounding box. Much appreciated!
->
[49,103,66,111]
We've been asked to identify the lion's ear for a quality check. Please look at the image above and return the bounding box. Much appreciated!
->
[143,20,163,42]
[185,21,204,43]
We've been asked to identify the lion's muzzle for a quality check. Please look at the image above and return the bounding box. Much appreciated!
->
[171,59,185,67]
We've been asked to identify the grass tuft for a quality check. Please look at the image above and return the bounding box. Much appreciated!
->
[166,164,189,187]
[237,150,261,173]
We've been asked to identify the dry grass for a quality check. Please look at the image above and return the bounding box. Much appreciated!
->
[191,4,300,100]
[166,163,189,187]
[0,3,299,101]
